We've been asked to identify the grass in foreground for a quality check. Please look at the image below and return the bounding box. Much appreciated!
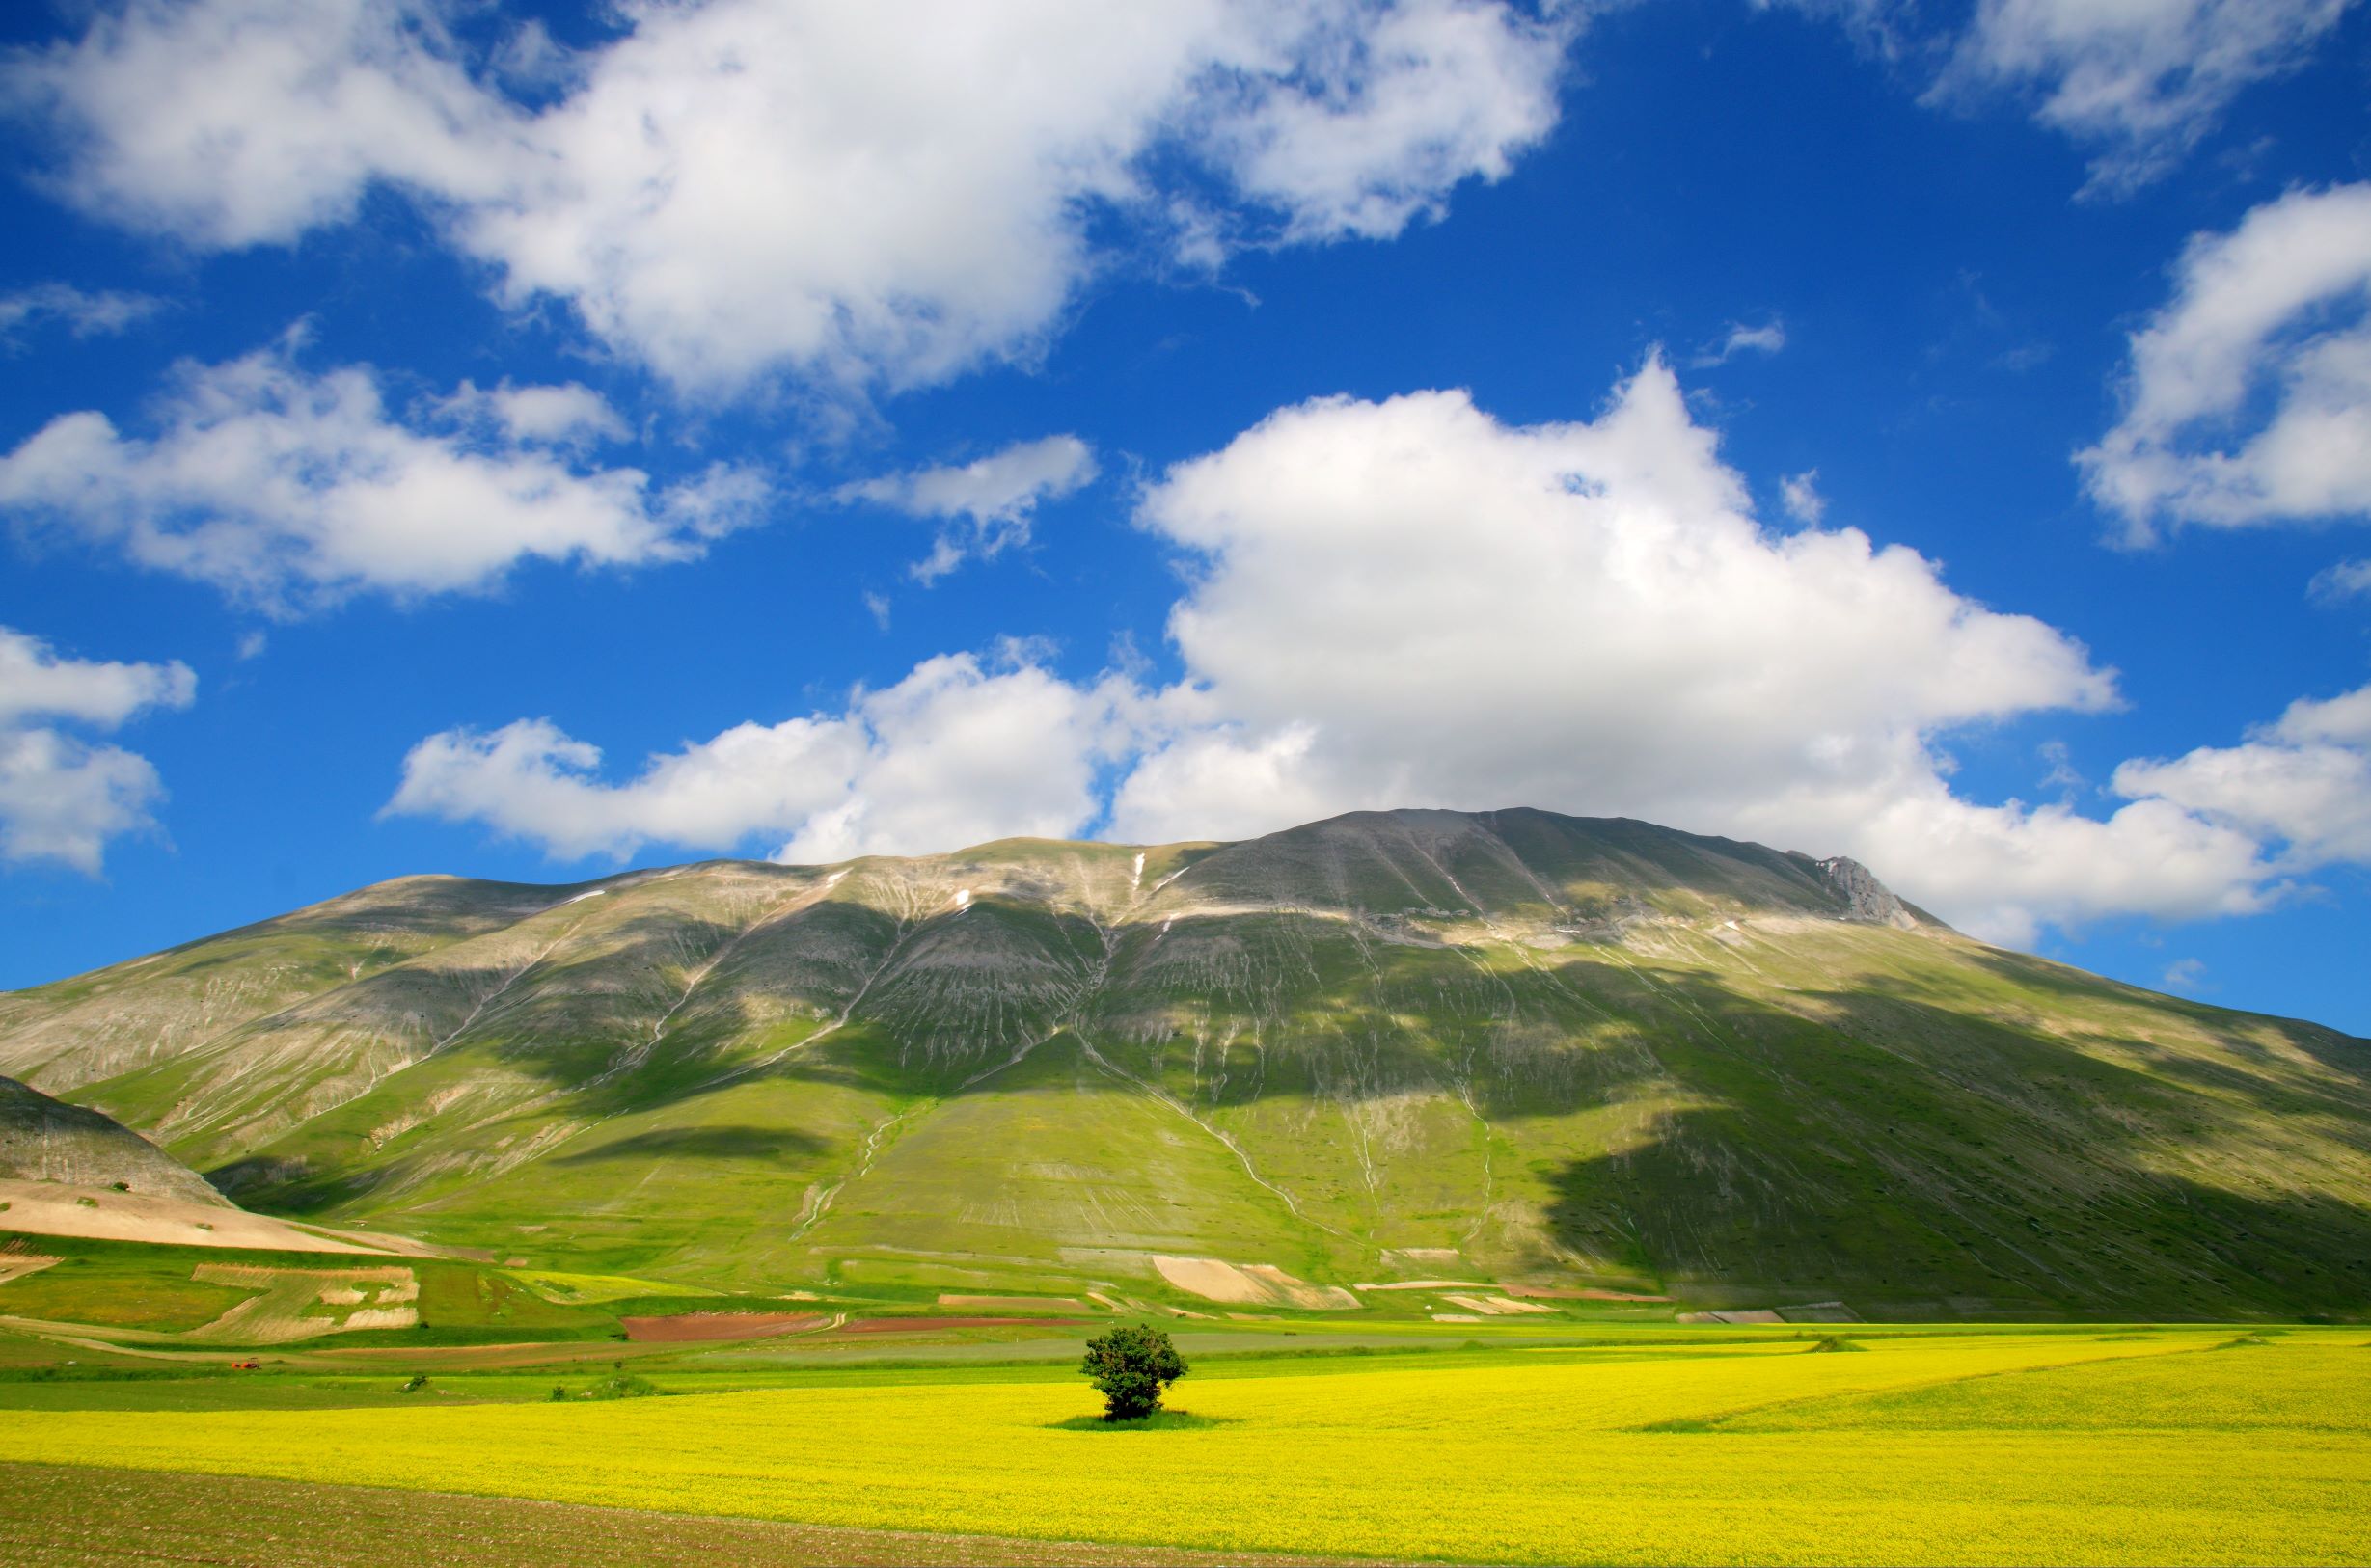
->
[1,1327,2365,1563]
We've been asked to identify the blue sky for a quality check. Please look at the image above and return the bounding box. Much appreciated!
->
[2,0,2368,1034]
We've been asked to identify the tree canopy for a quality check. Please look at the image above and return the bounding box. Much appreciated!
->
[1079,1324,1187,1420]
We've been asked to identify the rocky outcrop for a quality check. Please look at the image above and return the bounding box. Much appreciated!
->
[1813,855,1919,929]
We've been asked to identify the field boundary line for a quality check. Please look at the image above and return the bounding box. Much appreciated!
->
[1629,1335,2227,1434]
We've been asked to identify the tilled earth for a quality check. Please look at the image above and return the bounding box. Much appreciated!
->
[0,1461,1387,1567]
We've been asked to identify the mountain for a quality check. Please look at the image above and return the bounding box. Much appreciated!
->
[0,1072,229,1208]
[1,808,2364,1319]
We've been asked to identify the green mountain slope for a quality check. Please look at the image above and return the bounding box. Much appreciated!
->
[2,808,2364,1318]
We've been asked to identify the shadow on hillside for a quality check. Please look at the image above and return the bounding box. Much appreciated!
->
[548,1123,828,1166]
[212,892,2371,1319]
[1524,958,2371,1319]
[1863,945,2371,1117]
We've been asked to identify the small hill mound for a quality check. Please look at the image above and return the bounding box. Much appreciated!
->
[0,1074,228,1207]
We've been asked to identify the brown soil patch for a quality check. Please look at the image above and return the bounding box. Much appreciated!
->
[1439,1294,1556,1317]
[0,1253,60,1286]
[834,1316,1087,1335]
[620,1312,829,1342]
[180,1264,420,1344]
[938,1294,1089,1311]
[308,1342,651,1369]
[1152,1257,1360,1311]
[0,1460,1386,1567]
[0,1178,381,1255]
[1500,1284,1671,1302]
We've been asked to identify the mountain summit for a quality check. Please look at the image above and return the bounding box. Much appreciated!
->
[1,808,2362,1318]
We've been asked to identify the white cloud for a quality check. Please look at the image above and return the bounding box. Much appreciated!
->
[1196,0,1572,242]
[2162,956,2209,991]
[0,337,768,614]
[2112,682,2371,871]
[393,361,2360,946]
[2,0,515,247]
[1693,319,1786,367]
[2081,184,2371,542]
[0,282,164,341]
[386,651,1132,863]
[0,625,194,728]
[9,0,1574,396]
[2312,558,2371,601]
[2038,738,2085,791]
[434,380,629,450]
[0,626,194,873]
[1779,469,1826,525]
[1935,0,2353,195]
[844,434,1098,583]
[1104,362,2299,943]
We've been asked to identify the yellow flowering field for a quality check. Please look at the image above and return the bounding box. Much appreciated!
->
[4,1331,2365,1564]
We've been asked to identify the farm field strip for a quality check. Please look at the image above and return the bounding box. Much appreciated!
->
[0,1461,1375,1568]
[2,1331,2363,1563]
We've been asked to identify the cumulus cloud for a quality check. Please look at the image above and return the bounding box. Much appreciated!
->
[1101,363,2306,944]
[843,435,1098,583]
[2081,184,2371,542]
[0,282,164,342]
[0,626,194,873]
[393,359,2341,944]
[10,0,1574,396]
[1935,0,2353,195]
[2112,682,2371,872]
[0,627,194,728]
[1195,0,1570,242]
[1,0,513,246]
[386,650,1134,863]
[0,337,767,614]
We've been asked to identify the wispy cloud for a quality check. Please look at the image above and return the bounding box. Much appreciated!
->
[2311,558,2371,603]
[1779,470,1826,525]
[1692,318,1786,367]
[0,282,165,343]
[842,434,1097,584]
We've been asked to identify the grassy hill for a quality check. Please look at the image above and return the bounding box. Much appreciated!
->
[2,808,2364,1319]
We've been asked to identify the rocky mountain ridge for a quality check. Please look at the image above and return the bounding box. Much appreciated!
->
[1,807,2363,1319]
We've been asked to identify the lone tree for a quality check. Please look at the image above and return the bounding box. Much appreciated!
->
[1080,1324,1187,1420]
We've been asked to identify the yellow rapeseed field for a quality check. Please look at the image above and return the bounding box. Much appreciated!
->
[4,1331,2365,1563]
